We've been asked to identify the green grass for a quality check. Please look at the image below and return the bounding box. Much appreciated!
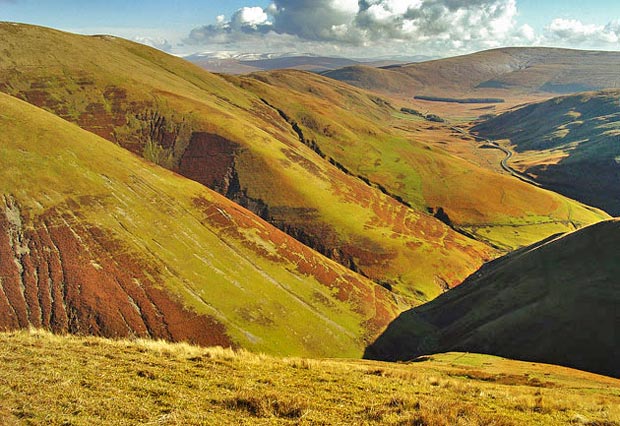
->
[2,329,619,425]
[0,23,609,300]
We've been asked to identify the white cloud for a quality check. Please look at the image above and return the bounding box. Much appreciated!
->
[182,0,620,57]
[133,36,173,52]
[231,6,271,30]
[545,18,620,45]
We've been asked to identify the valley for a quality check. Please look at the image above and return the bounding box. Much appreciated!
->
[0,12,619,424]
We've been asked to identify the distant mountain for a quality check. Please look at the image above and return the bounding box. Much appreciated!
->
[473,89,620,215]
[366,219,620,377]
[324,47,620,98]
[186,52,414,74]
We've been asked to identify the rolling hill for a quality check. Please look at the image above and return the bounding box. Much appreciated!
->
[0,91,410,358]
[0,23,609,302]
[0,22,497,302]
[231,69,609,250]
[2,330,619,425]
[324,47,620,99]
[473,89,620,215]
[365,219,620,377]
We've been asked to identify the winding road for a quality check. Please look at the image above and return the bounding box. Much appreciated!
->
[450,126,541,187]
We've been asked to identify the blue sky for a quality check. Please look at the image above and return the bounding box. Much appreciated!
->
[2,1,619,57]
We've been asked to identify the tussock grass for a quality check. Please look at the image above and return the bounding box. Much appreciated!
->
[1,330,618,425]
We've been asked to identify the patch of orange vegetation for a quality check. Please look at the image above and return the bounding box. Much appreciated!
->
[0,196,234,348]
[192,195,403,337]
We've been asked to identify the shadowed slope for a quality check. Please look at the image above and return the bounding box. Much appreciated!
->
[473,90,620,215]
[0,91,408,358]
[366,219,620,377]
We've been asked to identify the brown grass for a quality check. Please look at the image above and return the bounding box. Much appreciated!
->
[0,330,619,425]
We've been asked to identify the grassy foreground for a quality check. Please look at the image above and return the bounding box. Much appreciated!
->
[1,330,618,425]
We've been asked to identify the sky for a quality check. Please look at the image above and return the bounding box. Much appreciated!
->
[1,0,620,58]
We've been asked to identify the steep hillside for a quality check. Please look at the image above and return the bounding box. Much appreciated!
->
[325,47,620,98]
[473,90,620,215]
[2,330,619,425]
[0,91,410,358]
[232,69,608,251]
[366,220,620,377]
[0,22,498,301]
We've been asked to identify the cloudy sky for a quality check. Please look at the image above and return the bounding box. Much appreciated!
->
[2,0,620,58]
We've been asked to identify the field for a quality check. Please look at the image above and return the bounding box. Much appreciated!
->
[1,330,619,425]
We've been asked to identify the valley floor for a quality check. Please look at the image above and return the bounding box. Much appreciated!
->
[1,330,618,425]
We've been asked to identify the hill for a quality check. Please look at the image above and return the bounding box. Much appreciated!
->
[1,330,619,425]
[0,91,410,358]
[366,219,620,377]
[473,89,620,215]
[231,69,608,251]
[0,22,500,302]
[0,23,610,300]
[324,47,620,99]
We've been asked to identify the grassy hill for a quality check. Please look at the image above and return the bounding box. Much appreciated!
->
[366,219,620,377]
[0,22,499,302]
[232,69,609,251]
[2,329,619,425]
[0,91,411,358]
[473,89,620,215]
[324,47,620,98]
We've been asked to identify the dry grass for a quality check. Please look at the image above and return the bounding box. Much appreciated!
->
[1,330,618,425]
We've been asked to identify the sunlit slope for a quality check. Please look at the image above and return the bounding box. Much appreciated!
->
[3,330,620,425]
[233,70,608,250]
[0,92,412,358]
[0,23,497,301]
[474,89,620,215]
[325,47,620,98]
[366,219,620,377]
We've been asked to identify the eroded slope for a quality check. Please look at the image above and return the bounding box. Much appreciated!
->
[233,69,608,251]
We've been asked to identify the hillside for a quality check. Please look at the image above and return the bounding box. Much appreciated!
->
[324,47,620,99]
[0,91,411,358]
[2,330,619,425]
[0,22,499,302]
[366,219,620,377]
[231,69,609,251]
[473,90,620,215]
